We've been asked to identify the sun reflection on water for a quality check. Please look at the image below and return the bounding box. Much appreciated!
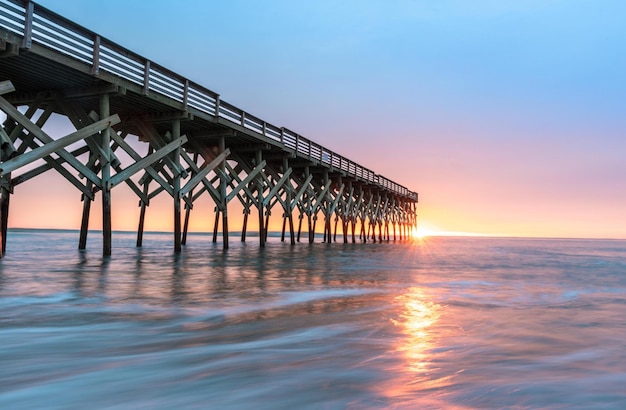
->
[382,287,468,408]
[392,288,442,375]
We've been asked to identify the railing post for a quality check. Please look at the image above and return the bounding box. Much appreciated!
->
[91,35,100,75]
[183,80,189,111]
[21,0,33,49]
[143,60,150,95]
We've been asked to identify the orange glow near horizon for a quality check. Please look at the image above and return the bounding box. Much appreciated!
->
[413,221,488,239]
[413,224,440,239]
[5,170,625,240]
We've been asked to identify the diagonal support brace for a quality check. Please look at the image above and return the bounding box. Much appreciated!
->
[0,115,120,176]
[108,135,188,190]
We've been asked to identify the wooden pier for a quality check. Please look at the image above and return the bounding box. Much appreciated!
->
[0,0,418,257]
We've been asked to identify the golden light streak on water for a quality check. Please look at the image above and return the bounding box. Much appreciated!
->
[376,288,473,408]
[392,288,441,374]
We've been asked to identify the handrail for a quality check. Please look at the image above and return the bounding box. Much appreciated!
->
[0,0,418,201]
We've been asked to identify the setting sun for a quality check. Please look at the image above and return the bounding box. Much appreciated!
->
[412,223,443,239]
[413,226,430,239]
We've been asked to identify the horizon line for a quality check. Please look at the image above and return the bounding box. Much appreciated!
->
[7,227,625,241]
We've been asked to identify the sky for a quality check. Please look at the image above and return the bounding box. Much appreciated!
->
[5,0,626,238]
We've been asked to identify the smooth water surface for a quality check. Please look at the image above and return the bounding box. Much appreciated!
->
[1,231,625,409]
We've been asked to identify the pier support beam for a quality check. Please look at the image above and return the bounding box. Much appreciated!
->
[283,157,295,245]
[241,200,250,242]
[100,93,112,257]
[172,119,182,253]
[219,136,229,249]
[256,150,265,247]
[181,153,197,246]
[78,181,92,250]
[0,145,11,258]
[137,169,150,247]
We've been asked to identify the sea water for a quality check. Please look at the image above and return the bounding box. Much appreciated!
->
[0,230,625,409]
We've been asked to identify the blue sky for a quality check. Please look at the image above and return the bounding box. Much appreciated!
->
[17,0,626,237]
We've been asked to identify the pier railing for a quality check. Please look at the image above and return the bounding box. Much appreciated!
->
[0,0,417,201]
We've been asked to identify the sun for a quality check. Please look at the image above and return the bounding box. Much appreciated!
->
[412,226,431,240]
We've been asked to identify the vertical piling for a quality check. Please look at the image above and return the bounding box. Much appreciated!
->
[283,157,295,245]
[0,169,10,257]
[78,186,92,250]
[281,216,287,242]
[323,172,331,244]
[288,212,295,245]
[137,199,147,247]
[181,192,192,246]
[256,150,265,247]
[136,161,150,247]
[181,199,191,246]
[241,202,250,242]
[172,119,182,253]
[100,93,112,257]
[181,152,197,246]
[212,209,220,243]
[297,212,303,242]
[219,136,229,249]
[264,211,270,242]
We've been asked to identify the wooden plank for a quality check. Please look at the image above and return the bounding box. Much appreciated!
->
[100,94,112,256]
[224,161,256,202]
[11,144,93,199]
[78,162,94,250]
[179,144,224,206]
[190,174,221,205]
[0,114,120,175]
[10,145,89,186]
[263,168,291,207]
[21,1,34,49]
[136,178,150,247]
[180,148,230,196]
[134,119,187,178]
[108,135,188,189]
[261,163,291,210]
[312,180,332,215]
[172,119,182,253]
[111,162,149,204]
[0,96,104,185]
[0,81,15,95]
[290,174,313,212]
[218,136,229,249]
[11,94,49,152]
[54,96,110,161]
[226,160,266,203]
[329,183,345,215]
[109,130,174,197]
[0,125,16,157]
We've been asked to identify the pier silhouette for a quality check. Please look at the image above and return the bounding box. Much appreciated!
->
[0,0,417,256]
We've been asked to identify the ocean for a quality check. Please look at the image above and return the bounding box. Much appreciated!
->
[1,230,625,409]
